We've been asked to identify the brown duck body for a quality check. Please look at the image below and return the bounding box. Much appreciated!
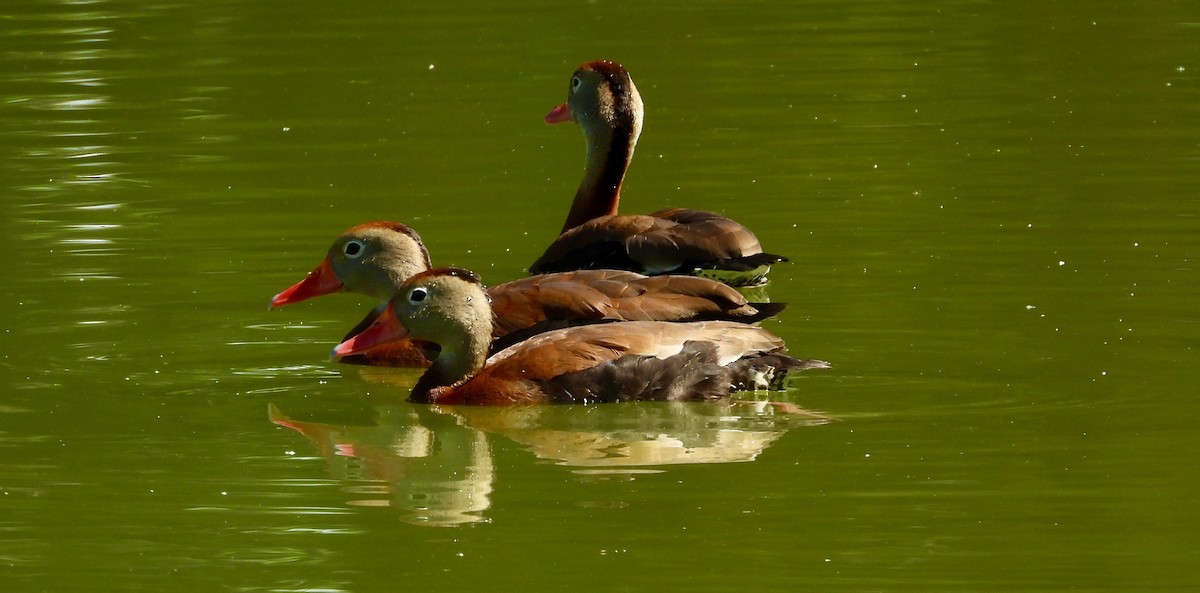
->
[529,208,786,285]
[272,222,785,366]
[532,60,786,287]
[417,320,827,405]
[335,269,828,405]
[487,267,784,350]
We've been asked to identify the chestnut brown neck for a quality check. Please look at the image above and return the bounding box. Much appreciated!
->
[384,269,495,403]
[561,91,648,232]
[410,339,488,403]
[559,115,638,233]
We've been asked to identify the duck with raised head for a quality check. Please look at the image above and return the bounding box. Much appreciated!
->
[334,268,828,405]
[271,221,787,366]
[529,60,787,287]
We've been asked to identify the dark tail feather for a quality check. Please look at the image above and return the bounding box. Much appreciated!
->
[688,301,787,324]
[743,301,787,323]
[728,354,830,391]
[770,356,831,389]
[694,252,789,272]
[743,252,789,266]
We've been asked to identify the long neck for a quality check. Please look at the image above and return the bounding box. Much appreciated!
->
[411,321,492,403]
[560,124,637,233]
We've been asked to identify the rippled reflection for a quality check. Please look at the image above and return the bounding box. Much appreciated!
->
[270,404,494,526]
[270,399,831,527]
[3,3,129,315]
[2,5,122,187]
[2,0,239,365]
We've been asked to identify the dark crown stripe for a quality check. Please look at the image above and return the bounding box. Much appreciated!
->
[411,267,483,285]
[346,220,434,268]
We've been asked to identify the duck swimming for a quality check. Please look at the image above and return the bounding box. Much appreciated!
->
[529,60,787,287]
[334,268,828,405]
[272,221,787,366]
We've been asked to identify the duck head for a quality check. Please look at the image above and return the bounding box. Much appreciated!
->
[546,60,646,232]
[270,221,433,308]
[334,268,494,384]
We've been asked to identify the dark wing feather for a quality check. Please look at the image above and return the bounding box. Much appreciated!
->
[529,209,787,285]
[486,270,786,351]
[442,321,822,404]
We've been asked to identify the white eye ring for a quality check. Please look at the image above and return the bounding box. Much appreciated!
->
[571,76,581,92]
[343,240,366,259]
[407,287,428,305]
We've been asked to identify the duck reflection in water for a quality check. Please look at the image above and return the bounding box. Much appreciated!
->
[270,403,493,526]
[269,398,831,527]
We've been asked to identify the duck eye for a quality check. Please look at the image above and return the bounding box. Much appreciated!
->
[571,76,581,92]
[407,287,428,305]
[343,240,365,258]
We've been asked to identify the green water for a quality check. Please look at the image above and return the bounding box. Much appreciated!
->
[2,0,1198,591]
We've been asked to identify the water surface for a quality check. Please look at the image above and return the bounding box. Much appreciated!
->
[2,1,1197,591]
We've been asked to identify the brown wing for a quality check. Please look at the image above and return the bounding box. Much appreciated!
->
[602,273,750,314]
[529,209,784,277]
[430,320,827,405]
[487,270,780,341]
[487,270,642,335]
[456,321,788,397]
[529,214,663,274]
[645,207,765,255]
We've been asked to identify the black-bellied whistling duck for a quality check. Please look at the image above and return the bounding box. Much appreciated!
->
[271,221,787,367]
[271,221,440,367]
[334,268,828,405]
[529,60,787,287]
